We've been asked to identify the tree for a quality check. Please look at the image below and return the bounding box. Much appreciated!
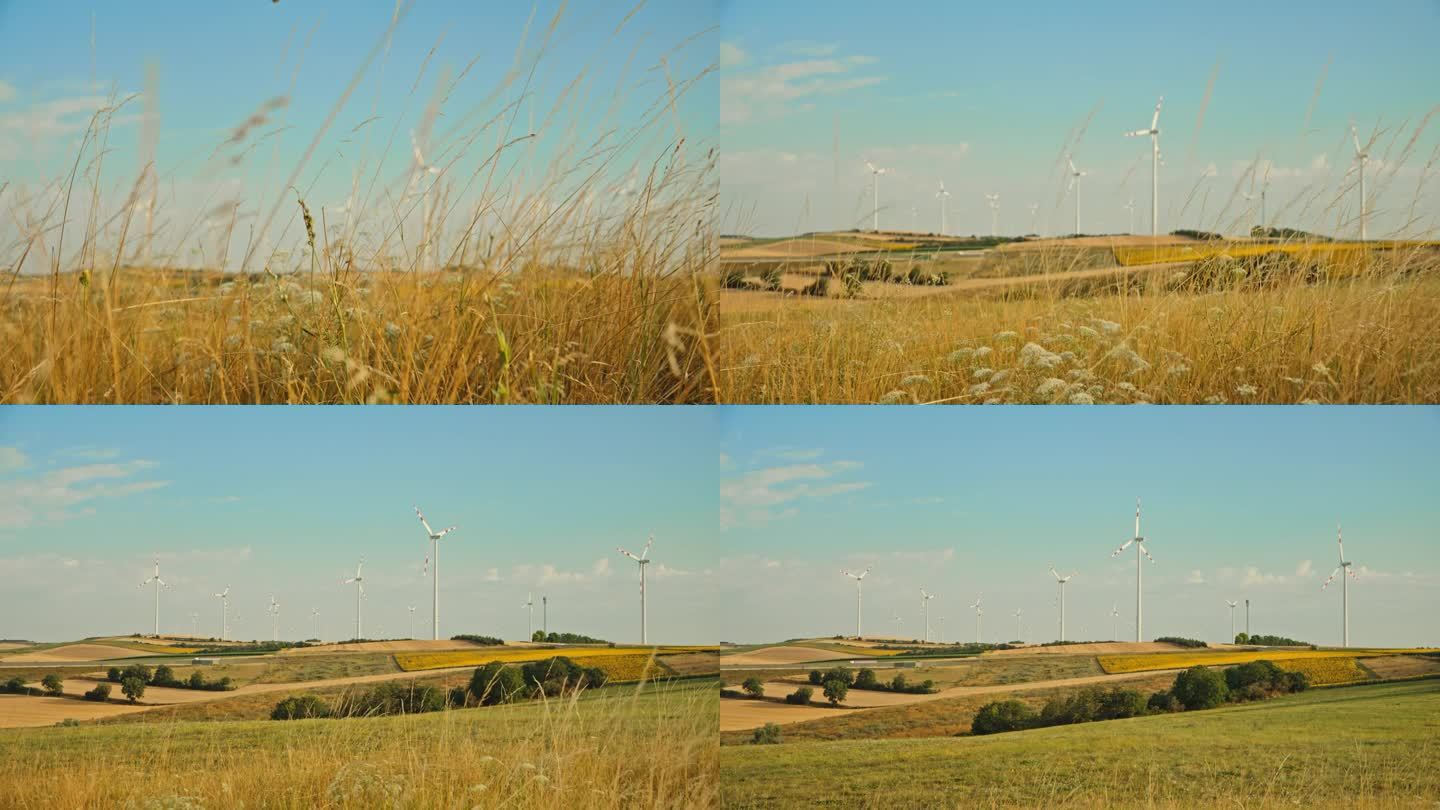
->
[271,694,331,720]
[1098,688,1147,720]
[854,668,878,689]
[189,672,206,689]
[742,677,765,698]
[785,687,813,705]
[751,723,782,744]
[972,700,1035,735]
[822,677,849,706]
[41,674,64,696]
[153,665,176,686]
[807,670,823,686]
[121,677,146,704]
[83,683,111,702]
[531,630,545,642]
[1234,632,1250,644]
[889,673,909,693]
[1171,665,1229,710]
[1224,660,1285,692]
[106,667,122,682]
[469,662,526,706]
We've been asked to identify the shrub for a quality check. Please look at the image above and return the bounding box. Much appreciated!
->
[819,667,854,687]
[741,677,765,698]
[106,667,121,682]
[972,700,1035,735]
[752,723,782,745]
[121,676,146,704]
[519,656,607,697]
[189,672,206,689]
[822,678,849,706]
[1234,632,1250,644]
[83,683,111,702]
[785,686,813,705]
[854,668,878,689]
[1146,690,1181,713]
[799,276,829,297]
[761,267,783,291]
[1154,636,1208,649]
[57,718,82,727]
[1284,671,1310,693]
[152,665,177,686]
[1172,665,1229,710]
[1097,688,1147,720]
[890,673,908,692]
[1225,659,1285,692]
[807,670,823,686]
[41,674,64,696]
[450,634,505,646]
[271,694,331,720]
[840,272,863,298]
[341,682,446,717]
[2,677,26,694]
[116,664,153,685]
[468,662,527,706]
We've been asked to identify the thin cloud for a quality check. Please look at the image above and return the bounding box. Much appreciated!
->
[721,50,884,125]
[0,458,170,529]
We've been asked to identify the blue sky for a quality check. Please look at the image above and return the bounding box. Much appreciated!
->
[720,0,1440,237]
[719,406,1440,647]
[0,1,716,271]
[0,407,718,643]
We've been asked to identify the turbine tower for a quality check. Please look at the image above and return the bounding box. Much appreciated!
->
[1013,608,1023,643]
[866,161,889,232]
[1067,156,1087,235]
[1124,199,1136,235]
[985,193,1001,237]
[1110,498,1155,643]
[968,594,983,644]
[617,535,654,644]
[267,595,281,642]
[189,612,199,638]
[342,558,365,640]
[414,505,458,640]
[407,605,417,640]
[890,612,904,637]
[522,592,535,640]
[1126,96,1163,238]
[213,587,230,641]
[542,595,548,637]
[937,615,946,643]
[1350,121,1369,241]
[841,567,871,638]
[936,181,951,235]
[1048,565,1076,641]
[1110,603,1121,640]
[311,608,321,641]
[1028,202,1040,236]
[1322,524,1359,647]
[139,555,168,636]
[920,588,937,643]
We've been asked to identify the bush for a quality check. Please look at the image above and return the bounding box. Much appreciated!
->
[1098,688,1147,720]
[721,267,746,289]
[761,267,783,291]
[889,673,908,692]
[83,683,111,702]
[785,686,813,705]
[106,667,121,682]
[41,674,64,696]
[741,677,765,698]
[450,634,505,646]
[341,682,447,717]
[1224,659,1285,692]
[854,668,878,689]
[752,723,782,744]
[1154,636,1207,649]
[152,665,177,687]
[2,677,26,694]
[972,700,1036,735]
[189,672,206,689]
[840,272,863,298]
[519,656,607,697]
[271,694,331,720]
[807,670,823,686]
[799,276,829,297]
[822,678,849,706]
[121,676,146,704]
[820,667,854,687]
[1147,690,1181,713]
[468,662,527,706]
[1244,634,1310,647]
[1172,666,1229,710]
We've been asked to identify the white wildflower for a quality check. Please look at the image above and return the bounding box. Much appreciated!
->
[877,390,909,405]
[900,374,931,387]
[1035,378,1068,397]
[1069,391,1095,404]
[972,367,994,380]
[1020,342,1063,369]
[1236,384,1258,397]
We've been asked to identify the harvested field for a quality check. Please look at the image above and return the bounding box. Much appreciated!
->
[720,646,852,667]
[659,652,722,677]
[1359,654,1440,680]
[0,695,149,728]
[278,639,496,655]
[987,641,1185,657]
[0,644,154,664]
[719,698,848,731]
[1098,647,1440,674]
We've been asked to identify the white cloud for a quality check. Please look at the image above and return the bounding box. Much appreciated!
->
[1295,559,1313,577]
[719,42,747,68]
[720,459,870,529]
[721,50,884,126]
[0,80,15,102]
[1240,566,1290,586]
[0,447,27,473]
[514,558,614,586]
[0,458,170,529]
[1185,569,1205,584]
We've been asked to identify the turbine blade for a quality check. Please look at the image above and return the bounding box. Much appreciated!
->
[1322,567,1341,589]
[1125,129,1150,138]
[1151,96,1163,130]
[1111,538,1134,557]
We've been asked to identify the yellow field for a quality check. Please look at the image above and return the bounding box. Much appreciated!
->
[394,646,715,673]
[1278,656,1367,686]
[1097,648,1438,674]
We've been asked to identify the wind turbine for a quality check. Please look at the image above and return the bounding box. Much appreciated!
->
[1258,166,1270,233]
[542,595,548,637]
[414,505,458,641]
[1048,565,1076,641]
[1013,608,1024,643]
[1067,156,1087,235]
[190,612,199,638]
[1126,96,1163,238]
[841,567,871,638]
[985,193,1001,237]
[617,535,654,644]
[1110,604,1121,640]
[1110,498,1155,643]
[521,592,535,640]
[936,181,952,235]
[1124,199,1136,235]
[409,130,442,271]
[1028,202,1040,236]
[311,608,321,641]
[139,555,168,636]
[343,558,365,640]
[267,596,281,643]
[1350,121,1369,241]
[407,606,417,640]
[890,611,904,637]
[1225,600,1238,642]
[865,161,889,232]
[1322,524,1359,647]
[920,588,937,643]
[937,615,946,643]
[214,587,231,641]
[968,594,983,644]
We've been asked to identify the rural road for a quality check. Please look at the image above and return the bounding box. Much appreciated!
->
[720,668,1180,732]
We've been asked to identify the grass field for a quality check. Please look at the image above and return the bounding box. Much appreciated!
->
[1097,648,1439,674]
[720,679,1440,807]
[394,646,716,672]
[0,679,718,808]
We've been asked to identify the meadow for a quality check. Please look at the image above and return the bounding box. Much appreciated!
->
[721,679,1440,807]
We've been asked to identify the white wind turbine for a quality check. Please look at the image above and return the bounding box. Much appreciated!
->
[1124,199,1136,235]
[1028,202,1040,236]
[407,606,417,640]
[937,615,946,643]
[968,594,983,644]
[617,535,654,644]
[1125,96,1164,238]
[409,130,443,271]
[214,586,231,641]
[1110,604,1121,640]
[890,611,904,637]
[189,612,199,638]
[1225,600,1238,642]
[1048,565,1076,641]
[342,558,366,640]
[841,567,871,638]
[1110,498,1155,643]
[985,193,1001,237]
[139,555,169,636]
[521,592,535,640]
[866,161,889,232]
[311,608,321,641]
[920,588,937,643]
[1322,524,1359,647]
[1067,156,1087,235]
[1349,121,1369,241]
[415,505,458,641]
[936,181,952,235]
[267,595,281,642]
[1013,608,1023,643]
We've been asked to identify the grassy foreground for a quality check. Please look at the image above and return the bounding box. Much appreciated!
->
[721,680,1440,808]
[0,679,718,809]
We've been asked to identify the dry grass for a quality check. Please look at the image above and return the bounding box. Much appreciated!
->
[1097,648,1438,674]
[0,679,718,808]
[395,646,715,672]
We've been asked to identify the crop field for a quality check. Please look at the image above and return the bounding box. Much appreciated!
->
[1278,656,1367,685]
[394,646,716,673]
[0,679,718,809]
[1097,647,1439,674]
[720,680,1440,807]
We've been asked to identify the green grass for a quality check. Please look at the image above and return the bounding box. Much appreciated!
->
[250,652,400,684]
[721,679,1440,808]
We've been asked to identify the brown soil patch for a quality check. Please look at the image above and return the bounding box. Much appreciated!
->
[1,644,153,664]
[986,641,1187,657]
[719,699,848,731]
[722,646,850,667]
[1362,655,1440,679]
[278,639,500,655]
[0,695,150,728]
[1000,235,1199,250]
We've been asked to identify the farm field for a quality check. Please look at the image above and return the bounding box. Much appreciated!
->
[1097,647,1440,674]
[720,679,1440,807]
[393,645,717,672]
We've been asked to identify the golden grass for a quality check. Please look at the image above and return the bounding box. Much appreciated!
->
[1097,648,1439,674]
[394,646,714,673]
